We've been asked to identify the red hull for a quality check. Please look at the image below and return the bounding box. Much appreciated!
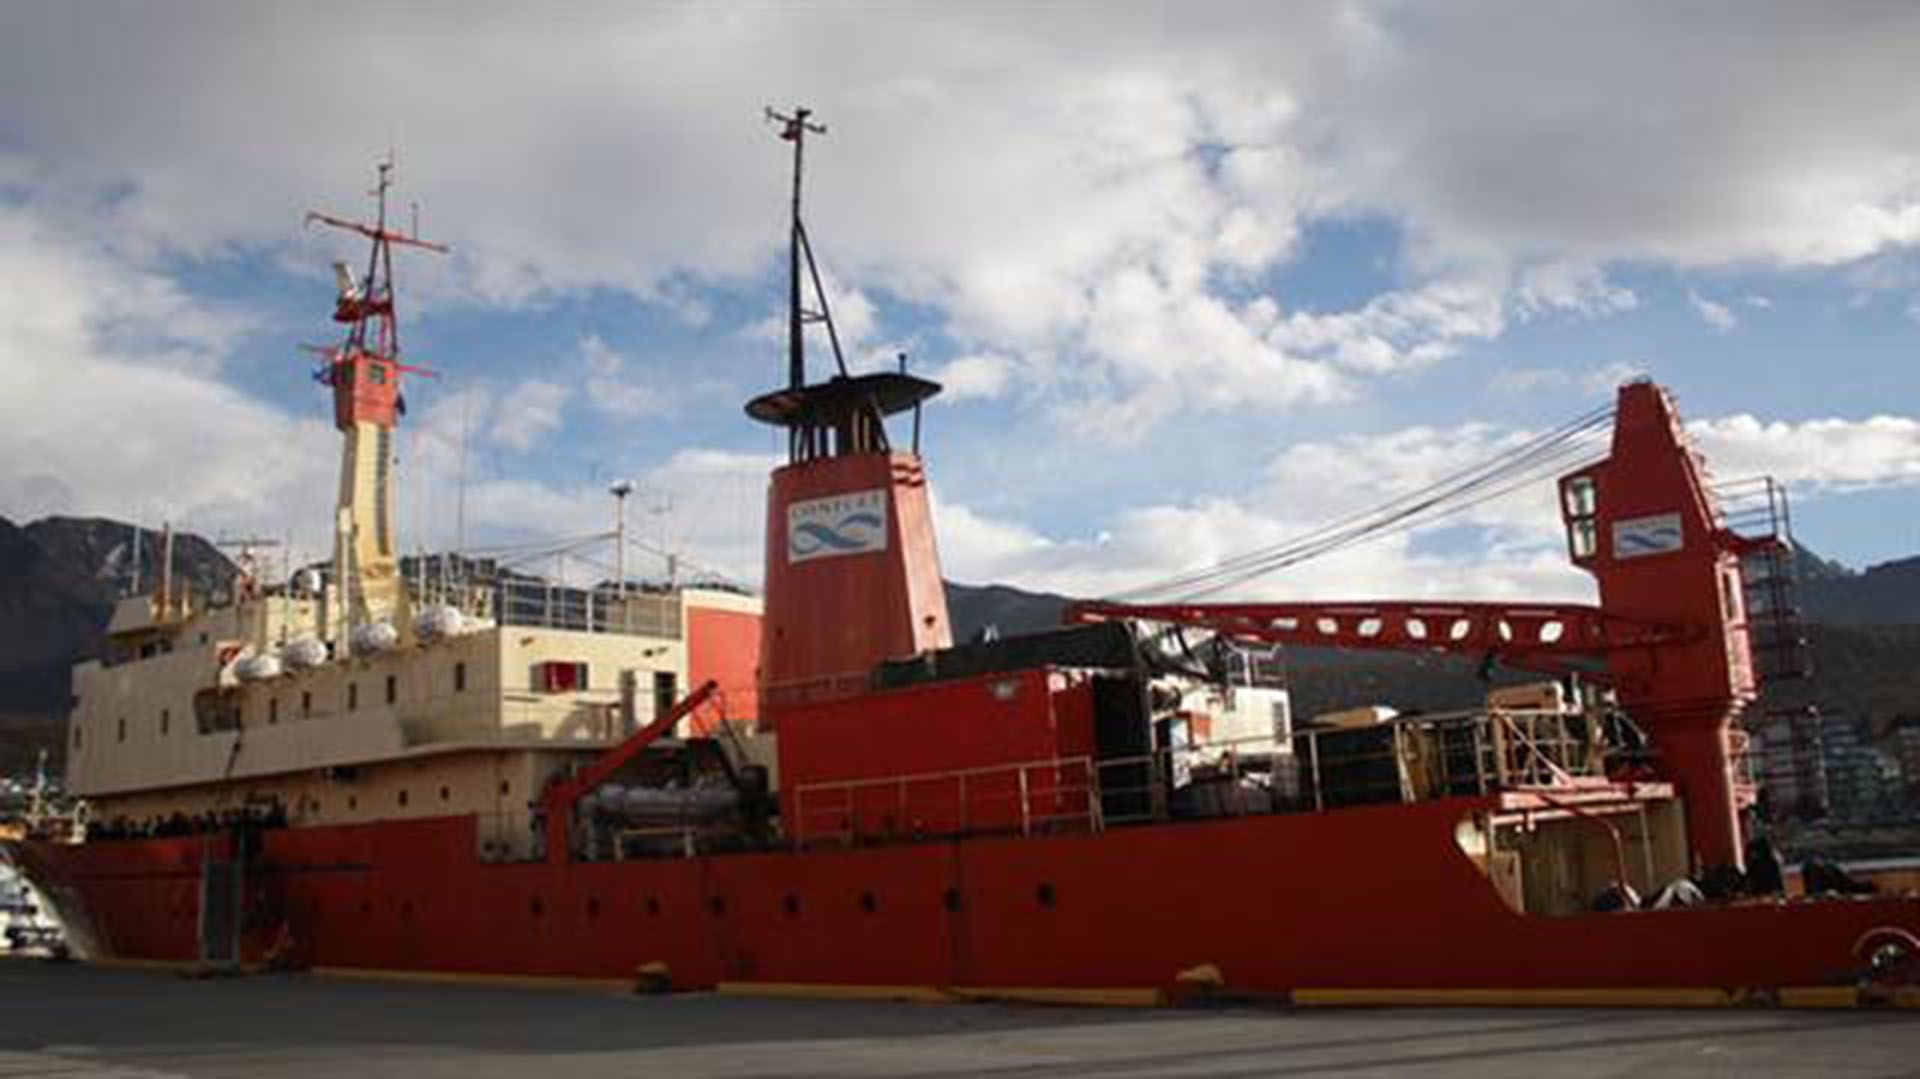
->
[13,801,1919,995]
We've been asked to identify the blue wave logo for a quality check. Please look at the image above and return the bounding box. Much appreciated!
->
[790,511,884,557]
[1617,528,1680,553]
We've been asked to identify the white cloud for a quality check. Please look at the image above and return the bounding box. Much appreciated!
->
[927,353,1014,402]
[1689,291,1738,333]
[486,379,570,452]
[579,335,668,419]
[1268,278,1507,374]
[936,409,1920,603]
[0,203,335,546]
[1689,415,1920,493]
[1492,360,1647,397]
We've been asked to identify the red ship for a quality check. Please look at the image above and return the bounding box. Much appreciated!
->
[8,113,1919,1006]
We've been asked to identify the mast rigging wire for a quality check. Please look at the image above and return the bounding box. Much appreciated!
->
[1110,403,1616,602]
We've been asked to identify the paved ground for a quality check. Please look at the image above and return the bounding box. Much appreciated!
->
[0,960,1916,1079]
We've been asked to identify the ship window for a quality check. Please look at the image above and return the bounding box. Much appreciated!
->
[302,691,312,717]
[1562,476,1599,560]
[860,891,878,914]
[439,785,450,802]
[499,779,511,796]
[117,717,126,743]
[385,675,397,704]
[348,682,359,711]
[72,725,82,750]
[535,661,589,694]
[454,662,467,693]
[653,671,678,720]
[160,708,170,736]
[348,796,358,811]
[1570,519,1597,559]
[398,789,409,808]
[269,698,279,725]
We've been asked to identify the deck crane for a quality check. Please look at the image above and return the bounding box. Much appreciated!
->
[1071,381,1793,873]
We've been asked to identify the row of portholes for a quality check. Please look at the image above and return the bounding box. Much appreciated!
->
[305,884,1063,923]
[511,884,1062,920]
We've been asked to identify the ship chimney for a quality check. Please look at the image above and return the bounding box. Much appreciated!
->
[749,108,951,713]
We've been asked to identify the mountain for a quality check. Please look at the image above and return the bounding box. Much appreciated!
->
[945,569,1920,723]
[1798,551,1920,625]
[2,518,1915,776]
[0,516,234,717]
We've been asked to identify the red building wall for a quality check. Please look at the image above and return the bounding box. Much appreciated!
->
[685,603,762,734]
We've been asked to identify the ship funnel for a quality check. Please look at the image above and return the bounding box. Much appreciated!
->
[748,373,952,711]
[749,107,952,711]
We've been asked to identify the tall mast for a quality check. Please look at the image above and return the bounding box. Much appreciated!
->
[304,159,447,640]
[772,106,825,393]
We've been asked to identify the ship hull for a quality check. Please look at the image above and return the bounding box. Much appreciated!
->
[11,801,1920,996]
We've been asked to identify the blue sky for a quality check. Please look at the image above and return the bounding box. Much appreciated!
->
[2,3,1917,600]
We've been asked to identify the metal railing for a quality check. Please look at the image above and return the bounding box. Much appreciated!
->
[790,757,1099,845]
[788,708,1608,846]
[493,581,681,638]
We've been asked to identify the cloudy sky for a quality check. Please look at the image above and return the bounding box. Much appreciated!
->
[3,2,1918,602]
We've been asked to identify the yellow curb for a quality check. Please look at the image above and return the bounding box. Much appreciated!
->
[714,982,1164,1008]
[310,966,631,993]
[715,981,955,1003]
[1292,987,1734,1008]
[950,986,1164,1008]
[1776,986,1861,1010]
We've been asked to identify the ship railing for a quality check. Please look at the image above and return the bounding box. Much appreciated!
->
[786,709,1613,846]
[790,757,1099,847]
[492,580,682,639]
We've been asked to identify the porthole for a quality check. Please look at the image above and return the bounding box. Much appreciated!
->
[645,896,661,916]
[860,891,878,914]
[1036,883,1057,908]
[783,894,800,916]
[530,898,544,916]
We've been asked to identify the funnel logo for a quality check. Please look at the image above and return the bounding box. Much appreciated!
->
[1612,512,1684,560]
[788,489,889,563]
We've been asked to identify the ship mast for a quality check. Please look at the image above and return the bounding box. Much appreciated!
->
[304,160,447,647]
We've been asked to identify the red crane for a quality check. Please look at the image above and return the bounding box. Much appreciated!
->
[1070,381,1785,872]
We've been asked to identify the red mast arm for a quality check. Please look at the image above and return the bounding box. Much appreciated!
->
[1065,599,1697,676]
[303,210,451,254]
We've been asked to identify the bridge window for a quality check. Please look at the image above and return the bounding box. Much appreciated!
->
[1563,476,1599,559]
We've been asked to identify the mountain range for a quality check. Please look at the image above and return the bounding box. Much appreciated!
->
[2,514,1917,773]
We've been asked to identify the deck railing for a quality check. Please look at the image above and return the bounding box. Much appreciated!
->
[788,708,1609,846]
